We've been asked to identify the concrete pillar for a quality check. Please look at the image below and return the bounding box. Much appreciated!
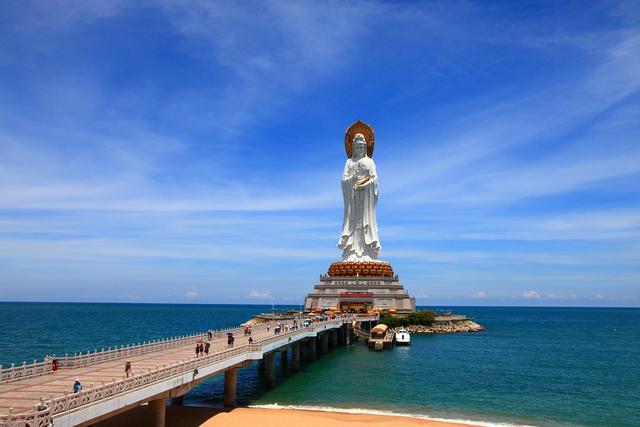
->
[224,368,238,407]
[321,333,329,354]
[292,342,300,371]
[345,326,352,345]
[265,352,276,387]
[258,358,265,372]
[148,398,166,427]
[280,348,288,366]
[307,338,317,361]
[331,330,338,347]
[170,396,184,406]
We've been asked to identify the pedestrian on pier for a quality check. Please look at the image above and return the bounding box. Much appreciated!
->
[195,343,201,357]
[207,330,213,340]
[125,360,132,378]
[248,336,254,344]
[204,341,210,355]
[36,397,48,412]
[73,379,82,393]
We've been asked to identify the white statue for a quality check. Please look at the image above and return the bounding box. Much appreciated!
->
[338,133,381,261]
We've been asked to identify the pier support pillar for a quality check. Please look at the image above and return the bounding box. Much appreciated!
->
[258,358,265,372]
[223,367,238,407]
[292,342,300,371]
[345,326,352,345]
[170,396,184,406]
[307,338,317,361]
[265,352,276,387]
[280,348,288,366]
[321,333,329,354]
[331,330,338,348]
[149,398,166,427]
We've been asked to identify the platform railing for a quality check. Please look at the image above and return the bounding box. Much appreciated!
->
[0,360,52,385]
[0,319,344,427]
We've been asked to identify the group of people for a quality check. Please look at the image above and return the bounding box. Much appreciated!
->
[226,332,235,347]
[195,341,211,357]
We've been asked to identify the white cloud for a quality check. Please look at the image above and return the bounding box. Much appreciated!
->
[522,290,541,299]
[472,291,487,299]
[548,293,577,300]
[248,290,272,299]
[186,286,198,299]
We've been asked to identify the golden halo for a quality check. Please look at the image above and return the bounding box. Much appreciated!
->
[344,120,375,158]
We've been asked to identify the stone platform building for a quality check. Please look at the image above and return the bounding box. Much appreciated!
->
[304,261,416,314]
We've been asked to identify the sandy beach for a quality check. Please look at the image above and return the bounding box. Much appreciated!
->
[93,405,475,427]
[199,407,475,427]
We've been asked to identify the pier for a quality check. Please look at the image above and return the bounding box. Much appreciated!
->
[0,315,377,427]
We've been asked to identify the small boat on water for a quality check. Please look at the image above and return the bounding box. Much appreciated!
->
[395,328,411,345]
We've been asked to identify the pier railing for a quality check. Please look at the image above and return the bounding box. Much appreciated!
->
[0,319,344,427]
[0,323,257,384]
[0,316,368,385]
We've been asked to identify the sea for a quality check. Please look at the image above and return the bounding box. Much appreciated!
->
[0,303,638,427]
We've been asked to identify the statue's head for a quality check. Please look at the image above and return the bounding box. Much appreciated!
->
[352,133,367,158]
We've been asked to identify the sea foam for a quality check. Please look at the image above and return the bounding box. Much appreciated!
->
[248,403,536,427]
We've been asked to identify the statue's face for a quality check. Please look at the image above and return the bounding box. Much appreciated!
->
[354,142,366,158]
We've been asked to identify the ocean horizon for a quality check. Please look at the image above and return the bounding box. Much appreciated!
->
[1,303,638,427]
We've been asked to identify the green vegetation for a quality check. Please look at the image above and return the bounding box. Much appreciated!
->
[378,314,406,328]
[379,310,436,328]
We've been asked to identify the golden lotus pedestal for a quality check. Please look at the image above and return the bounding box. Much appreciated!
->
[327,261,394,277]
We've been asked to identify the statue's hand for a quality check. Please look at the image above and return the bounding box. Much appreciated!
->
[353,184,365,190]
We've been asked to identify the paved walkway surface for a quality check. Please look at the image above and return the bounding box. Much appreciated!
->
[0,321,293,415]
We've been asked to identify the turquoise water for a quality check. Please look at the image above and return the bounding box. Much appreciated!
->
[0,304,638,426]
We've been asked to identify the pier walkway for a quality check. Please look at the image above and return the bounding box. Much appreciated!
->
[0,315,376,427]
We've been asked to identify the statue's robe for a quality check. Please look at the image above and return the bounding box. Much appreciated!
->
[338,156,381,261]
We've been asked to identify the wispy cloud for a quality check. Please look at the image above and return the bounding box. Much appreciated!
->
[248,290,272,299]
[186,286,198,299]
[522,290,542,299]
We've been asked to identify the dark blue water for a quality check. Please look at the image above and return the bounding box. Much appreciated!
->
[0,304,638,426]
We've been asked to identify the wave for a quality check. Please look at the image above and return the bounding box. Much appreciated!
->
[248,403,536,427]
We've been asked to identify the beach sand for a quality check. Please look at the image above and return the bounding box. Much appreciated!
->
[93,405,476,427]
[199,407,474,427]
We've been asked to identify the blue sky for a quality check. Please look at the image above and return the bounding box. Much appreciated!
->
[0,0,639,306]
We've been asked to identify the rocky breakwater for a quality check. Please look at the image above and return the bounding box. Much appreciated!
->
[405,319,485,334]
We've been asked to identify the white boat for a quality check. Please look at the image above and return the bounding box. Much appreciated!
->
[395,328,411,345]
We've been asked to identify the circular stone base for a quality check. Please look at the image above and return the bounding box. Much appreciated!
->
[328,261,394,277]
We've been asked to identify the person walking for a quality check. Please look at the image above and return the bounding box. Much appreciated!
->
[73,379,82,393]
[125,361,132,378]
[195,343,200,357]
[36,397,48,412]
[204,341,210,355]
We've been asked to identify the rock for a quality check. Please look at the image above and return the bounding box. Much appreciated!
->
[403,320,485,334]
